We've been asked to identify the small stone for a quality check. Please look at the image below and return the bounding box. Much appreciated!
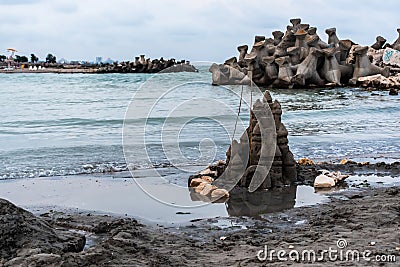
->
[298,158,315,165]
[201,176,214,183]
[370,241,376,246]
[200,184,217,196]
[389,88,398,95]
[288,245,294,249]
[176,211,191,215]
[211,189,230,198]
[190,178,205,188]
[195,182,207,193]
[82,164,94,169]
[340,158,356,165]
[220,236,227,241]
[314,174,336,188]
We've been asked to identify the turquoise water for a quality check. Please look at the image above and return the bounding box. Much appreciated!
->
[1,66,400,181]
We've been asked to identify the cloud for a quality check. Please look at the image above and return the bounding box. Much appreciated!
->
[0,0,399,63]
[0,0,42,5]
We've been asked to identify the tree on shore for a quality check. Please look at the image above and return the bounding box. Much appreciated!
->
[46,54,57,63]
[30,54,39,63]
[14,55,29,63]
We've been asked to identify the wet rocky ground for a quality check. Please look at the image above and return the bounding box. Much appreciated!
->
[1,162,399,266]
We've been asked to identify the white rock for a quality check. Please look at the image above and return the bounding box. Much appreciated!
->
[211,188,230,198]
[314,174,336,188]
[200,183,217,196]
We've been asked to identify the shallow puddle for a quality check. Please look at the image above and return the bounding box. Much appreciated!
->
[0,171,398,226]
[224,185,328,217]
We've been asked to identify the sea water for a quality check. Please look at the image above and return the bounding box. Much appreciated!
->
[1,65,400,222]
[1,65,400,182]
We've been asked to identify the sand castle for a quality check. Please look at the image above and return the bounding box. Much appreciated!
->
[210,18,400,89]
[189,91,296,197]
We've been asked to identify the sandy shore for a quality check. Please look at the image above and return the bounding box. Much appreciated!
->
[1,185,399,266]
[1,162,400,266]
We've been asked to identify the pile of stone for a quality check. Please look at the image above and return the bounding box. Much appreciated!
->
[188,160,230,202]
[209,18,400,89]
[357,73,400,89]
[97,56,198,73]
[189,91,297,195]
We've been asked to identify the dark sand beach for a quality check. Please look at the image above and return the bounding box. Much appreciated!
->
[1,181,399,266]
[1,162,399,266]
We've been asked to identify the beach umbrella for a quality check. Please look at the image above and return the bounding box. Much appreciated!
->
[7,48,18,52]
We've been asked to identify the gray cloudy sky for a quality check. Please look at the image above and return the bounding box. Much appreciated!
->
[1,0,399,62]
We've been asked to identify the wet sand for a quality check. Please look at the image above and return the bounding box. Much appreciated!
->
[1,184,399,266]
[0,170,328,225]
[1,162,400,266]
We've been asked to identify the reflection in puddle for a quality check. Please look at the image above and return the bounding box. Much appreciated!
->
[220,175,400,217]
[191,185,328,217]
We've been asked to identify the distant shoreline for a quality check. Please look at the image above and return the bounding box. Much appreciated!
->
[0,57,198,74]
[0,64,198,74]
[0,68,97,74]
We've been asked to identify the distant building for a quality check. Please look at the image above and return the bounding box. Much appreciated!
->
[58,58,68,64]
[95,57,103,64]
[104,58,114,64]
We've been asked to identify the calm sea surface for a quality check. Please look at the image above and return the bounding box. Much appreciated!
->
[1,65,400,182]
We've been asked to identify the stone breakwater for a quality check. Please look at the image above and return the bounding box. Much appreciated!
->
[209,18,400,90]
[0,55,198,74]
[96,56,197,73]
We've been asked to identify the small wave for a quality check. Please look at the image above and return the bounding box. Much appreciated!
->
[0,159,213,180]
[1,118,124,128]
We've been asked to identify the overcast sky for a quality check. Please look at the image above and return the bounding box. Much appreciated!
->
[1,0,399,63]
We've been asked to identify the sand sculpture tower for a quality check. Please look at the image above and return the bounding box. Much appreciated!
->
[226,91,297,190]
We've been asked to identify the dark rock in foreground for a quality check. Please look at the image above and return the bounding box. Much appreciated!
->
[0,199,85,266]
